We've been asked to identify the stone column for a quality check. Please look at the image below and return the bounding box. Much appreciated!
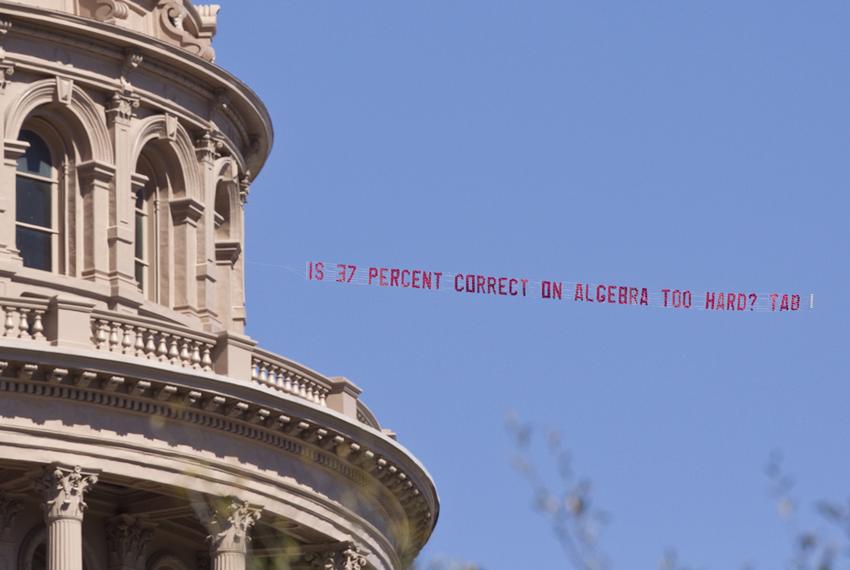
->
[36,464,98,570]
[0,493,22,570]
[196,498,261,570]
[106,514,155,570]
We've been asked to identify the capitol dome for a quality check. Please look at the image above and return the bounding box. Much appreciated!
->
[0,2,438,569]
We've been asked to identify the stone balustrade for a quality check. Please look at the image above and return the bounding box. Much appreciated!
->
[251,349,332,408]
[0,298,49,341]
[0,296,375,426]
[91,311,216,372]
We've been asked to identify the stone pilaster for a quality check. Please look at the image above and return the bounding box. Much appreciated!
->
[106,514,155,570]
[170,197,204,318]
[195,130,222,330]
[0,139,29,265]
[106,90,140,299]
[36,464,99,570]
[0,493,22,570]
[77,160,117,285]
[196,498,261,570]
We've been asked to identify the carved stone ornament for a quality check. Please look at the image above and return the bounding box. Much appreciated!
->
[0,493,22,538]
[35,465,98,522]
[197,498,261,555]
[305,544,368,570]
[107,91,140,123]
[157,0,216,62]
[238,172,251,204]
[94,0,130,23]
[106,514,155,567]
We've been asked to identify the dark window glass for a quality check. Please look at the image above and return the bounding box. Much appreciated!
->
[16,226,51,270]
[135,211,144,259]
[17,130,52,177]
[16,177,51,228]
[135,261,145,291]
[135,189,144,210]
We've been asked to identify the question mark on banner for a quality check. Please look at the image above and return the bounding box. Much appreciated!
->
[748,293,758,311]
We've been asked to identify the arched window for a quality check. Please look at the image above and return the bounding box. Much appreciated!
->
[16,130,57,271]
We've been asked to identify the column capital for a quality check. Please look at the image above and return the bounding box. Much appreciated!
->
[306,543,368,570]
[196,497,261,555]
[35,464,99,523]
[106,90,140,125]
[106,514,155,569]
[0,492,22,540]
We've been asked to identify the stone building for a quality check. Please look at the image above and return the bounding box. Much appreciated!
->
[0,2,438,569]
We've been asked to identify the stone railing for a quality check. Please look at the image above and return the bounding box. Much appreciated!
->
[0,297,49,341]
[91,310,216,372]
[251,348,332,407]
[0,296,374,427]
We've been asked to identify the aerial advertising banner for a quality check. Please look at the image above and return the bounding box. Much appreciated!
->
[306,261,812,313]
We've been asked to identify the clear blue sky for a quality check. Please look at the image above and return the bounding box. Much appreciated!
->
[214,2,849,567]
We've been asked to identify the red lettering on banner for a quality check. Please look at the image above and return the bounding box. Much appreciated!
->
[574,284,585,302]
[541,280,563,300]
[455,274,464,292]
[640,288,648,306]
[705,292,716,309]
[726,293,735,311]
[475,275,485,293]
[736,293,746,311]
[401,269,411,287]
[683,290,692,308]
[390,269,400,287]
[617,286,627,304]
[596,285,605,303]
[521,279,528,296]
[499,278,507,296]
[780,295,790,311]
[770,293,778,311]
[662,289,670,306]
[630,288,639,304]
[368,267,378,285]
[487,277,497,295]
[380,268,388,287]
[606,285,615,304]
[791,294,800,311]
[412,270,420,289]
[509,278,519,296]
[434,272,443,289]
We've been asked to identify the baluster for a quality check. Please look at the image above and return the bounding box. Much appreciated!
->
[156,332,168,361]
[108,322,121,351]
[299,378,308,399]
[146,329,158,358]
[94,319,108,349]
[259,363,269,382]
[122,325,134,354]
[306,385,315,403]
[319,390,327,407]
[179,338,190,366]
[31,309,45,341]
[201,345,213,371]
[3,307,15,338]
[17,308,30,339]
[191,342,201,369]
[274,368,285,390]
[283,371,293,393]
[168,335,179,363]
[135,327,147,357]
[250,360,259,380]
